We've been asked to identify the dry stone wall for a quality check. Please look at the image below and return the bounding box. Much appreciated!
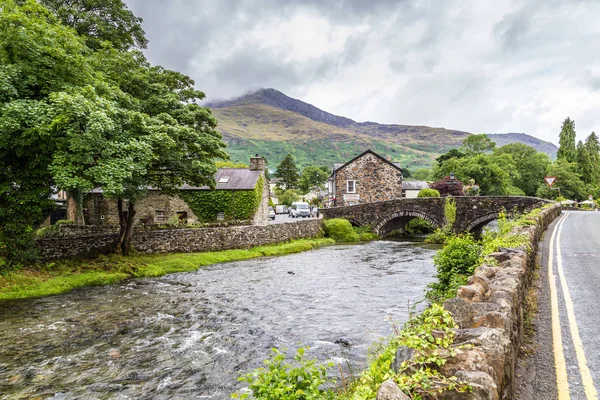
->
[36,220,323,260]
[439,204,562,399]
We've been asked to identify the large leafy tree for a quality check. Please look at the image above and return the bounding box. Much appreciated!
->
[433,154,513,195]
[493,143,551,196]
[0,0,226,263]
[461,134,496,155]
[557,117,577,163]
[275,154,300,190]
[298,166,329,193]
[536,162,586,200]
[39,0,147,50]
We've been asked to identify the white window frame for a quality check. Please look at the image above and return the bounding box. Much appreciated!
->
[347,180,356,193]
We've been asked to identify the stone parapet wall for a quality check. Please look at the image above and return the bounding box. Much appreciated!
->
[440,204,562,399]
[36,220,323,261]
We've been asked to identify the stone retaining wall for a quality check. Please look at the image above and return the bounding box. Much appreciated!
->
[37,220,323,260]
[439,204,562,399]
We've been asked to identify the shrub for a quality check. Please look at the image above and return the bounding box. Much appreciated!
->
[323,219,359,242]
[427,234,481,303]
[417,188,440,198]
[232,347,335,400]
[404,218,435,235]
[354,226,379,241]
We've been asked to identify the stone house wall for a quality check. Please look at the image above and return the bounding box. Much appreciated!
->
[84,191,199,226]
[334,152,403,205]
[36,219,323,261]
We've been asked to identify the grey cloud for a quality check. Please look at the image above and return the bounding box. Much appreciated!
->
[123,0,600,143]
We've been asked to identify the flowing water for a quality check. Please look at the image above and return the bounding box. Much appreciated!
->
[0,240,438,400]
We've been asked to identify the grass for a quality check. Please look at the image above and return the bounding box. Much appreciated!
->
[0,238,334,301]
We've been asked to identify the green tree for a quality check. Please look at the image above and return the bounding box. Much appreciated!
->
[461,134,496,154]
[435,148,465,164]
[580,132,600,185]
[39,0,147,50]
[298,166,329,193]
[493,143,551,196]
[0,0,226,261]
[557,117,577,163]
[536,162,586,200]
[412,168,432,181]
[275,154,300,189]
[0,0,93,267]
[276,189,300,206]
[433,154,512,195]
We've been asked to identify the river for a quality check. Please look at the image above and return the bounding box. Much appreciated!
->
[0,240,438,399]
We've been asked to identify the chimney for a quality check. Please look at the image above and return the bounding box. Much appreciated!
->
[249,154,265,171]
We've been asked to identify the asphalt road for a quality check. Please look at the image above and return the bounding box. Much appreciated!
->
[517,211,600,400]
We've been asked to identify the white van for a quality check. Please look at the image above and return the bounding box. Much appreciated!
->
[289,202,311,218]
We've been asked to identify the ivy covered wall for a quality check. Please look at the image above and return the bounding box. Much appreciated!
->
[180,175,264,222]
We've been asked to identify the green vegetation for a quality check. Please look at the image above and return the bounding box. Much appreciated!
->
[432,118,600,201]
[344,305,469,400]
[0,0,227,268]
[233,305,468,400]
[426,235,482,303]
[426,206,548,303]
[180,176,264,222]
[232,347,335,400]
[323,219,360,242]
[0,238,334,300]
[274,154,300,189]
[417,188,440,198]
[404,218,435,235]
[298,165,329,193]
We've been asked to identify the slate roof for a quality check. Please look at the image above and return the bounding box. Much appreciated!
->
[402,181,429,190]
[90,168,262,193]
[181,169,262,190]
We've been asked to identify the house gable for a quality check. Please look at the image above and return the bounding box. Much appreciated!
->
[332,149,403,205]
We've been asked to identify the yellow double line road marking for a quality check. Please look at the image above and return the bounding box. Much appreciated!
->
[549,212,598,399]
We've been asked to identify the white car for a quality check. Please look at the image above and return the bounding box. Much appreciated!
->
[268,206,276,220]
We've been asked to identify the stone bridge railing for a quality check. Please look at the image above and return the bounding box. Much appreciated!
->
[321,196,551,235]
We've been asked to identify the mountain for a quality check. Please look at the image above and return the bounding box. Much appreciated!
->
[486,133,558,159]
[208,88,557,170]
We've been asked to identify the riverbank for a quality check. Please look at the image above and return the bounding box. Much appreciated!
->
[0,238,334,301]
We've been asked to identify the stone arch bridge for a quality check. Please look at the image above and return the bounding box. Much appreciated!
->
[320,196,550,235]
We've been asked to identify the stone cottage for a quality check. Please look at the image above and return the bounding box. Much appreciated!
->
[77,156,270,226]
[328,149,403,206]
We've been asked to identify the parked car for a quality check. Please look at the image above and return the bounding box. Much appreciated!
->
[268,206,276,220]
[289,202,311,218]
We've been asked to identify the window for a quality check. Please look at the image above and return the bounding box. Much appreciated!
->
[155,210,166,223]
[347,180,356,193]
[219,176,230,183]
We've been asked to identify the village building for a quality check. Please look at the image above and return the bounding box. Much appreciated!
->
[402,181,430,198]
[74,156,269,226]
[328,149,404,206]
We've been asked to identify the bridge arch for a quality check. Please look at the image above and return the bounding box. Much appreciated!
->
[373,210,443,236]
[464,212,504,233]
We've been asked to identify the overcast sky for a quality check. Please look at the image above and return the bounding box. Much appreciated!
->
[125,0,600,144]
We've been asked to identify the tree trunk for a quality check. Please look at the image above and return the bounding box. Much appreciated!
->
[114,198,126,255]
[122,201,136,255]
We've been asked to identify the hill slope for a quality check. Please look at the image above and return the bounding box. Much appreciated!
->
[208,88,557,169]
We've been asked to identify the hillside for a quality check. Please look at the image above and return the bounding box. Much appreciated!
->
[208,88,557,169]
[486,133,558,159]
